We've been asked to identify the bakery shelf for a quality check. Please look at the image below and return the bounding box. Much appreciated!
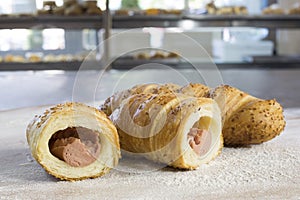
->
[1,8,300,70]
[1,57,300,71]
[0,15,103,29]
[110,14,300,29]
[183,15,300,29]
[111,57,300,70]
[1,14,297,30]
[243,55,300,64]
[0,61,102,71]
[112,15,182,28]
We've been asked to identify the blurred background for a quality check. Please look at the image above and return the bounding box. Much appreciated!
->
[0,0,299,110]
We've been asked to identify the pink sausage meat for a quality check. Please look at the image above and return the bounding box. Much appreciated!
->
[188,128,212,156]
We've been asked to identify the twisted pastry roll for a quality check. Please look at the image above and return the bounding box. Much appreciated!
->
[100,83,180,116]
[110,92,223,169]
[101,83,285,147]
[210,85,285,146]
[179,83,210,98]
[26,102,120,181]
[181,83,285,146]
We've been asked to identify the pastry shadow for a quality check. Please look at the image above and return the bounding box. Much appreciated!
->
[115,154,168,173]
[0,147,58,183]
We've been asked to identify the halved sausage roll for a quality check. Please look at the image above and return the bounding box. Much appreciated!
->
[26,102,120,181]
[111,92,222,169]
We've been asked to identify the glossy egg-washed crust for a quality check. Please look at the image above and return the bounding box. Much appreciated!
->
[101,83,285,147]
[26,102,120,181]
[111,92,223,169]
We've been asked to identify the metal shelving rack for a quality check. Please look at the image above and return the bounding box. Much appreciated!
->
[0,0,300,70]
[0,15,103,29]
[0,15,104,71]
[110,14,300,69]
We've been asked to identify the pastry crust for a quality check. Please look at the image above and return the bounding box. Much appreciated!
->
[100,83,286,148]
[26,102,120,181]
[110,92,223,169]
[210,85,285,146]
[100,83,180,116]
[179,83,210,98]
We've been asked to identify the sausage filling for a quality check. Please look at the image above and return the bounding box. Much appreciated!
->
[49,127,101,167]
[188,128,212,156]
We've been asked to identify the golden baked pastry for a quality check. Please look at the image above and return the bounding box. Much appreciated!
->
[100,83,180,116]
[288,7,300,15]
[100,83,286,147]
[150,51,166,59]
[176,84,285,146]
[206,1,248,15]
[4,54,26,63]
[262,7,284,15]
[206,1,217,14]
[163,9,182,15]
[27,54,42,62]
[210,85,285,146]
[166,52,180,58]
[64,4,83,15]
[233,6,248,15]
[26,102,120,181]
[114,9,130,16]
[82,0,98,9]
[144,8,163,15]
[111,92,223,169]
[134,52,150,60]
[63,0,77,8]
[86,7,102,15]
[52,6,65,15]
[179,83,210,98]
[216,7,234,15]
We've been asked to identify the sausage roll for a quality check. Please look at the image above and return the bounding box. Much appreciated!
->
[178,84,286,146]
[26,102,120,181]
[110,92,223,169]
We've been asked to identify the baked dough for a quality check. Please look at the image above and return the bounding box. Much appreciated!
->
[26,102,120,181]
[110,92,223,169]
[179,83,210,98]
[210,85,286,146]
[100,83,286,147]
[100,83,180,116]
[171,83,286,146]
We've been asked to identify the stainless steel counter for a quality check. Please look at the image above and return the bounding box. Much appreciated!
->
[0,68,299,111]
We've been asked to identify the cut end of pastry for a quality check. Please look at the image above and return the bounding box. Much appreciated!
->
[171,98,223,169]
[26,102,120,181]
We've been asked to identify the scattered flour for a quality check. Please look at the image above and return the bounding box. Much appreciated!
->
[0,107,299,199]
